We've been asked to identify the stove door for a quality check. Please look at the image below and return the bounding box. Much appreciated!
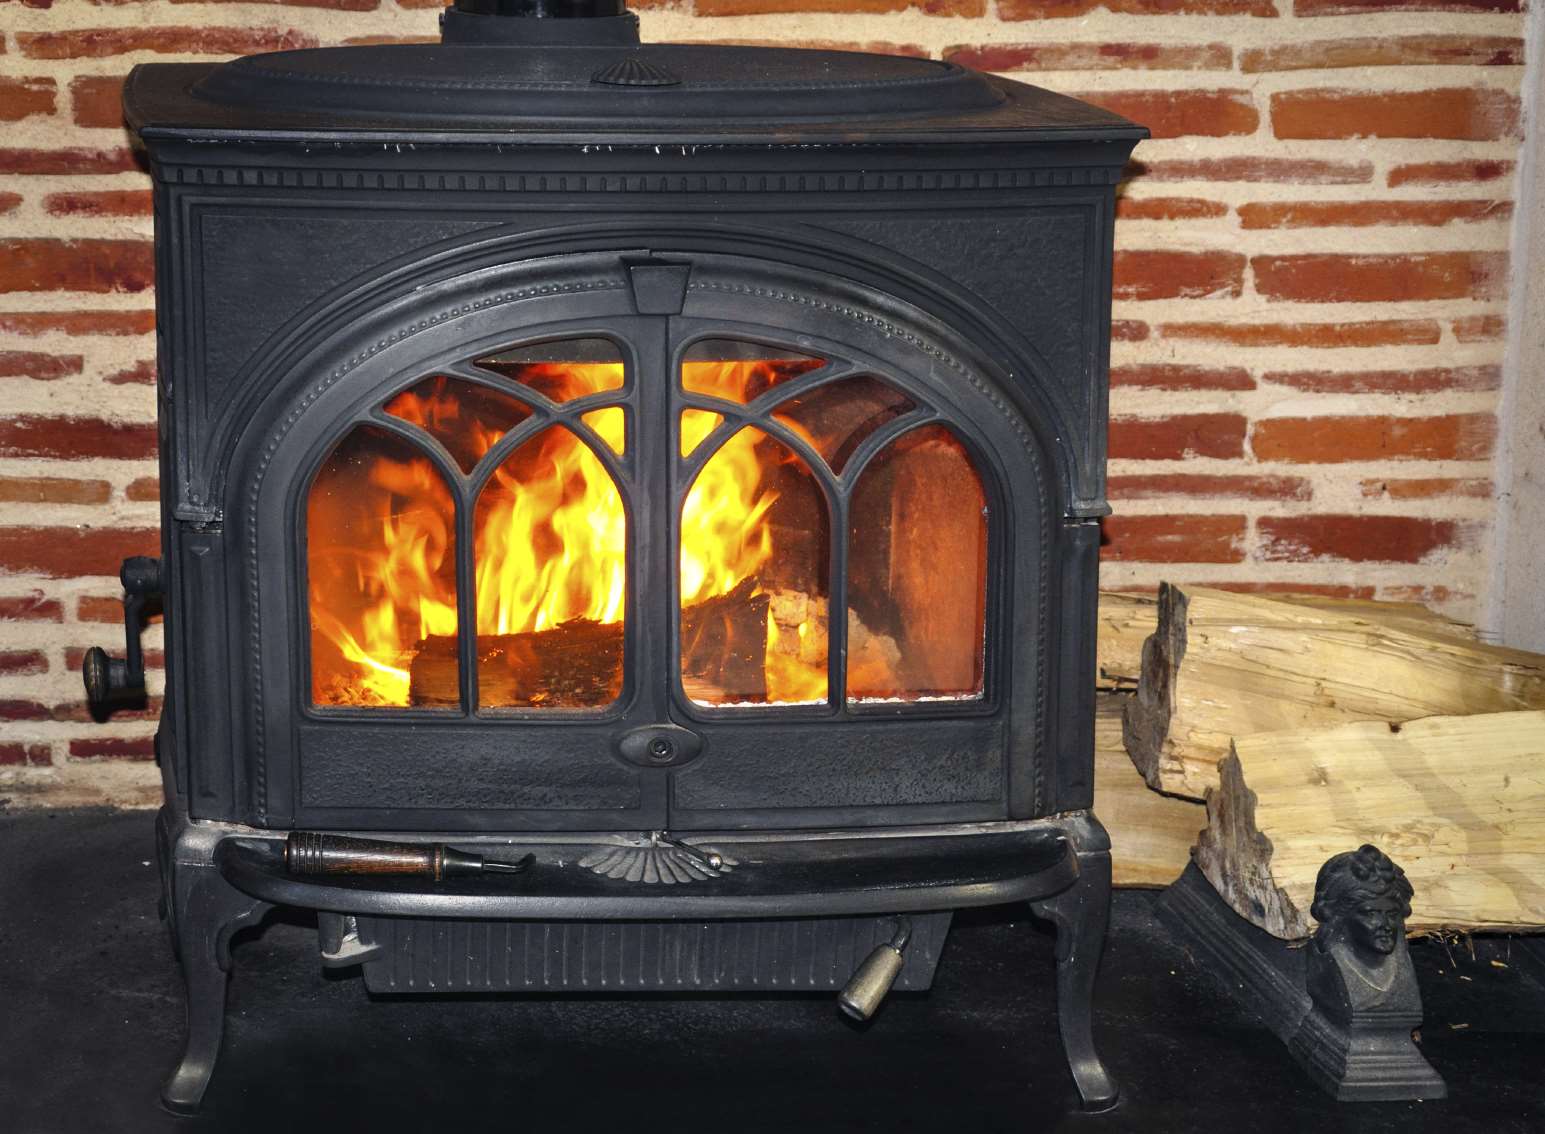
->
[658,316,1016,831]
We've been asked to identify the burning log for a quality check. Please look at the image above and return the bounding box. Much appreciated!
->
[408,579,771,708]
[1123,584,1545,800]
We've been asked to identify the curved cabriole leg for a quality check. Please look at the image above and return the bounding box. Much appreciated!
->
[1029,815,1119,1112]
[161,853,270,1114]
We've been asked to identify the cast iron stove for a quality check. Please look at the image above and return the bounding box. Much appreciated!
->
[87,0,1146,1111]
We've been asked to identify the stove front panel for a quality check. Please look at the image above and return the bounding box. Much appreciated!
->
[208,248,1068,831]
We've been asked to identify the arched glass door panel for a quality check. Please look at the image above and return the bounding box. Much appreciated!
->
[679,426,830,707]
[307,425,459,709]
[847,424,988,703]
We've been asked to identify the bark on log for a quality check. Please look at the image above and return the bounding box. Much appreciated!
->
[1123,584,1545,800]
[1094,692,1204,887]
[1195,711,1545,938]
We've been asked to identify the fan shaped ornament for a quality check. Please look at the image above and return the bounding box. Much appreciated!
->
[590,58,682,88]
[579,835,737,884]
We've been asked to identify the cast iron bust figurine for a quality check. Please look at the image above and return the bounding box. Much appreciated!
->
[1290,844,1446,1099]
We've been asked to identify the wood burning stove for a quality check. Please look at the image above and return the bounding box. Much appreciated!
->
[89,0,1145,1112]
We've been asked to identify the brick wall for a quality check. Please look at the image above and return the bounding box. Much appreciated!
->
[0,0,1528,804]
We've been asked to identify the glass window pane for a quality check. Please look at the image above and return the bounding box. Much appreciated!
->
[383,375,532,474]
[308,425,459,709]
[771,375,915,475]
[473,426,626,710]
[681,426,828,706]
[679,409,722,458]
[474,338,625,402]
[580,407,626,456]
[847,425,987,703]
[681,339,824,404]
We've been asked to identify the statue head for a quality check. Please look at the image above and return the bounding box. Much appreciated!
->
[1310,844,1413,958]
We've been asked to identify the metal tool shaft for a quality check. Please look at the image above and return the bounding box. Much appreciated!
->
[285,832,534,880]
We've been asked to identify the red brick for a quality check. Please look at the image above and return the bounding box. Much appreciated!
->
[68,736,155,761]
[1272,88,1519,141]
[1114,250,1246,301]
[1380,584,1469,606]
[0,592,63,622]
[1108,473,1310,500]
[1361,477,1492,500]
[0,192,20,215]
[0,700,51,721]
[0,743,51,767]
[1160,320,1442,348]
[1101,514,1247,563]
[1111,320,1150,341]
[1238,200,1509,229]
[945,42,1231,71]
[0,650,47,675]
[1296,0,1518,12]
[0,350,83,380]
[0,310,154,337]
[1001,0,1275,15]
[125,476,160,502]
[1388,160,1512,187]
[1264,366,1500,394]
[1129,157,1373,184]
[0,147,140,175]
[339,34,440,46]
[1109,414,1247,459]
[64,646,163,670]
[0,417,157,460]
[69,75,125,129]
[18,27,319,58]
[1075,89,1257,139]
[0,77,56,122]
[696,0,984,14]
[0,240,154,294]
[1259,515,1467,562]
[1453,314,1504,342]
[681,38,929,56]
[1110,364,1254,390]
[0,527,159,578]
[43,190,153,218]
[1242,34,1522,71]
[77,595,126,623]
[105,359,156,385]
[1252,414,1494,463]
[53,698,163,725]
[0,477,112,505]
[1253,252,1505,303]
[1116,196,1229,221]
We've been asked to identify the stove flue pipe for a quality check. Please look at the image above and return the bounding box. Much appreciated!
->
[441,0,641,45]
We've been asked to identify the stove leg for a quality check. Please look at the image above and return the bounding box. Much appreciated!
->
[1030,816,1119,1113]
[160,853,270,1115]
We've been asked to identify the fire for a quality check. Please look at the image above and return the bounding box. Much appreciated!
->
[310,357,832,708]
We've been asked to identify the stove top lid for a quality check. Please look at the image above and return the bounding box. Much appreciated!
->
[124,0,1147,145]
[188,43,1007,127]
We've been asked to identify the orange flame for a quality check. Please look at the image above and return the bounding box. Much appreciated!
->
[311,359,833,708]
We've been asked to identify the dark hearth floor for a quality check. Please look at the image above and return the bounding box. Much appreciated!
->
[2,809,1542,1134]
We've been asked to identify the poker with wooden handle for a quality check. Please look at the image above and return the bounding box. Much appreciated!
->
[284,832,535,880]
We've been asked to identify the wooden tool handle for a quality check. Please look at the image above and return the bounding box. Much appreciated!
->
[285,832,446,879]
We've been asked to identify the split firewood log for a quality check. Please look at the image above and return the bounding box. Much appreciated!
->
[1093,692,1203,888]
[1194,711,1545,938]
[1123,584,1545,800]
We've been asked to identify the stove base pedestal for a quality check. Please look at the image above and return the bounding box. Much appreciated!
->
[156,804,1120,1114]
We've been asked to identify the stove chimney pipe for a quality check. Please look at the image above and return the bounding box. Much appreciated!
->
[441,0,641,45]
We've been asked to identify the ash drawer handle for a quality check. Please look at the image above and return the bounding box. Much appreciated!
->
[284,833,534,880]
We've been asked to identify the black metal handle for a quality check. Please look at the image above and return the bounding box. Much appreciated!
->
[82,556,162,720]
